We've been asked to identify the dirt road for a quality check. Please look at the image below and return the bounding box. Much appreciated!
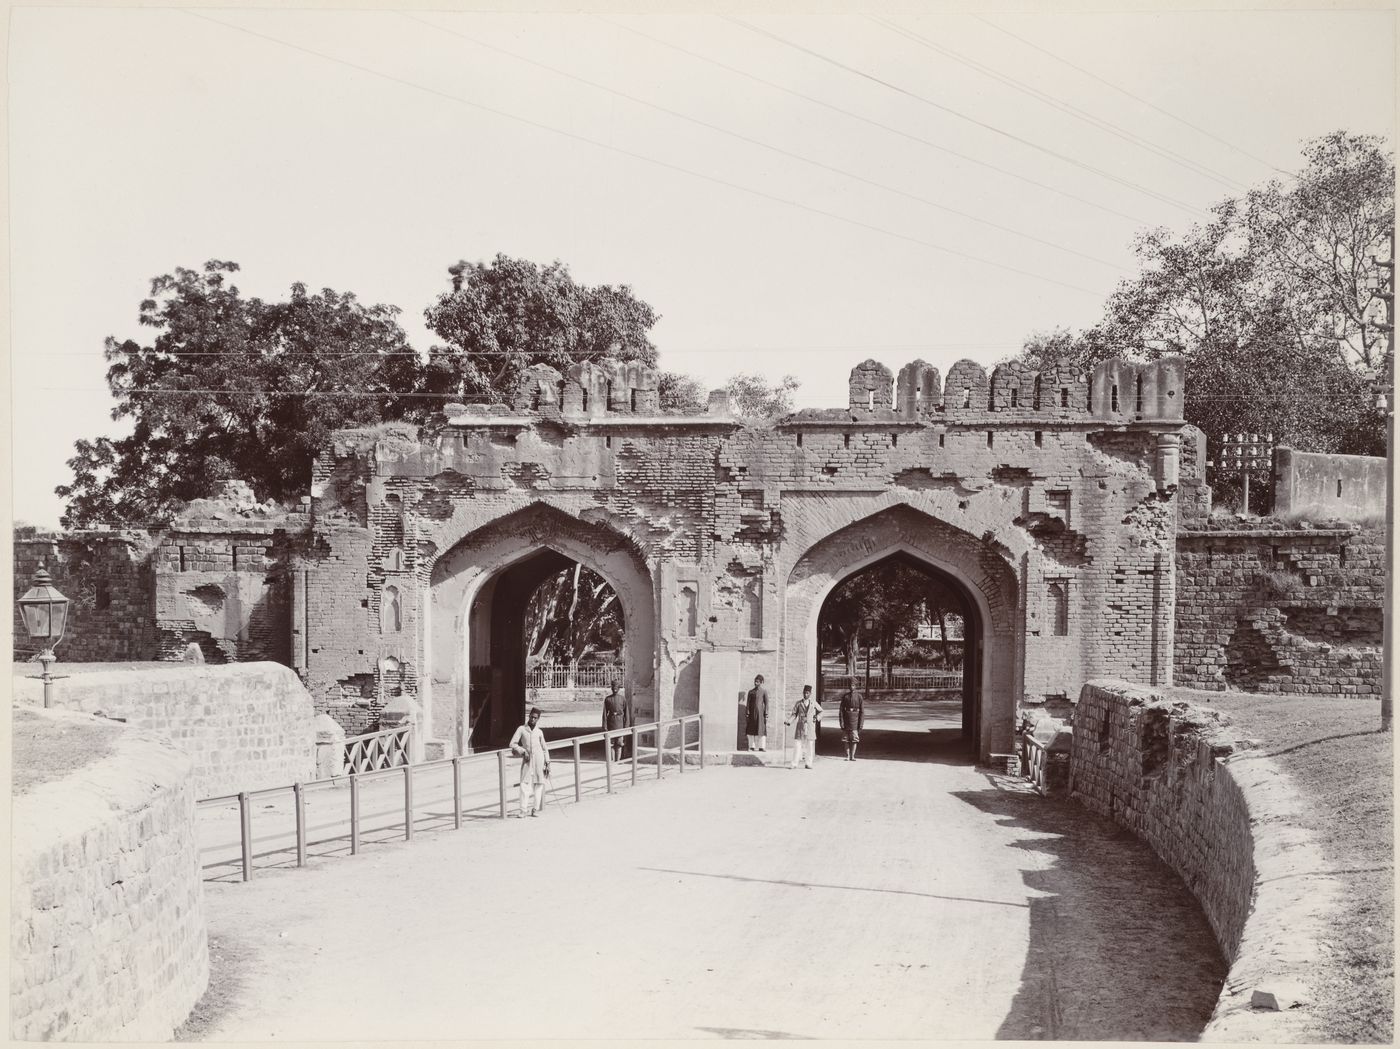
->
[192,704,1224,1040]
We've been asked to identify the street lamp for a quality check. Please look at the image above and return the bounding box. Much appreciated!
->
[17,565,70,708]
[862,615,876,699]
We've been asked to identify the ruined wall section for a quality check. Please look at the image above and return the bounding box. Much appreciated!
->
[13,532,160,663]
[1071,680,1343,1041]
[300,355,1189,758]
[153,519,305,665]
[1175,527,1383,694]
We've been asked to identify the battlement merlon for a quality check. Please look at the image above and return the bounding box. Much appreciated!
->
[433,354,1188,429]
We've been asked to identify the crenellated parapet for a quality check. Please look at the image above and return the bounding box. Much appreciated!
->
[450,354,1185,431]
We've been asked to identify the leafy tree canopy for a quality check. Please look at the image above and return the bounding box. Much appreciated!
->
[1011,132,1393,458]
[725,372,801,421]
[421,254,659,404]
[58,261,419,528]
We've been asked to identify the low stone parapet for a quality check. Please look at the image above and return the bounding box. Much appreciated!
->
[1071,680,1342,1040]
[12,661,316,797]
[11,709,209,1040]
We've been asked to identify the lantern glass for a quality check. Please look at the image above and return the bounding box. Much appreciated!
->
[18,570,69,646]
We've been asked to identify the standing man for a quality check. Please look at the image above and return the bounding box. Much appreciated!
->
[839,688,865,761]
[509,706,550,818]
[787,685,823,769]
[602,681,627,761]
[745,674,769,752]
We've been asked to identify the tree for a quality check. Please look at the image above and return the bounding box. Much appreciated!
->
[524,564,623,665]
[58,261,419,528]
[420,254,659,405]
[1011,132,1392,460]
[725,372,801,421]
[658,371,706,413]
[819,559,965,678]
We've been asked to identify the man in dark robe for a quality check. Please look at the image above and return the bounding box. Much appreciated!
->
[602,681,627,761]
[745,674,768,752]
[839,688,865,761]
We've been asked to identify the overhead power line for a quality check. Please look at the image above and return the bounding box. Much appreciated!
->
[870,16,1248,191]
[404,13,1126,272]
[40,385,1368,405]
[728,17,1210,217]
[594,16,1152,226]
[180,12,1107,296]
[25,342,1016,359]
[973,16,1286,176]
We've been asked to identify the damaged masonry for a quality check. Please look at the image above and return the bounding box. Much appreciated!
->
[289,353,1201,762]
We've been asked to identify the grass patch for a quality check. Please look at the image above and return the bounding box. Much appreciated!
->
[1165,688,1393,1043]
[11,707,123,794]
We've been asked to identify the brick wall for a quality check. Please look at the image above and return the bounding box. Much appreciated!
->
[1174,528,1383,694]
[12,663,317,797]
[1071,680,1343,1041]
[14,533,159,663]
[10,713,209,1040]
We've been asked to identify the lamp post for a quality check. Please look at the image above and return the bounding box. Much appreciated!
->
[862,615,875,699]
[18,565,71,708]
[1368,236,1394,732]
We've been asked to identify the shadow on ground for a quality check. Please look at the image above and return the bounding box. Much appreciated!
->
[953,780,1225,1041]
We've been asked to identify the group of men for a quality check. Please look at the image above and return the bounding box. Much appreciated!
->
[511,675,868,818]
[744,674,865,768]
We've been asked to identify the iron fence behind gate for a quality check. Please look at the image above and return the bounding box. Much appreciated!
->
[525,662,625,689]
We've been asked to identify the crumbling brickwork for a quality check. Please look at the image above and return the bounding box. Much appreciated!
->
[302,354,1192,762]
[1174,528,1384,694]
[13,532,159,663]
[22,355,1261,761]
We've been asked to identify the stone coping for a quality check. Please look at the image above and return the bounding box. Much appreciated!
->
[1081,680,1343,1043]
[11,708,194,856]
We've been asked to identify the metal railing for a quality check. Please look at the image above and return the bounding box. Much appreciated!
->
[342,725,411,774]
[197,714,703,883]
[525,662,625,689]
[821,669,963,691]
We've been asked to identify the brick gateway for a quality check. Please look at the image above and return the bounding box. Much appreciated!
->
[299,355,1201,762]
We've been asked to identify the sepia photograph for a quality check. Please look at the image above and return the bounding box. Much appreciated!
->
[6,0,1395,1042]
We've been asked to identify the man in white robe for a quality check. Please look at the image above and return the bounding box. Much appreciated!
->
[510,707,550,817]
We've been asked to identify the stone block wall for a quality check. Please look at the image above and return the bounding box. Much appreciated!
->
[13,532,160,663]
[12,663,317,797]
[1273,446,1387,520]
[1070,680,1343,1041]
[10,712,209,1040]
[1071,681,1253,955]
[1174,527,1383,694]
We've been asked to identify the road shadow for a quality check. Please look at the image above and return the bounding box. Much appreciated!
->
[951,779,1225,1041]
[814,725,973,765]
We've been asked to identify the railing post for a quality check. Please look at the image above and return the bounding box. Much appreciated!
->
[452,757,463,830]
[679,720,686,775]
[238,791,253,882]
[497,750,508,819]
[293,783,307,868]
[657,723,664,780]
[572,739,582,802]
[349,775,361,855]
[403,763,414,841]
[631,726,639,786]
[604,730,614,794]
[699,714,705,769]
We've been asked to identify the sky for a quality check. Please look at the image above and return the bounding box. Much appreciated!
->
[7,2,1396,529]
